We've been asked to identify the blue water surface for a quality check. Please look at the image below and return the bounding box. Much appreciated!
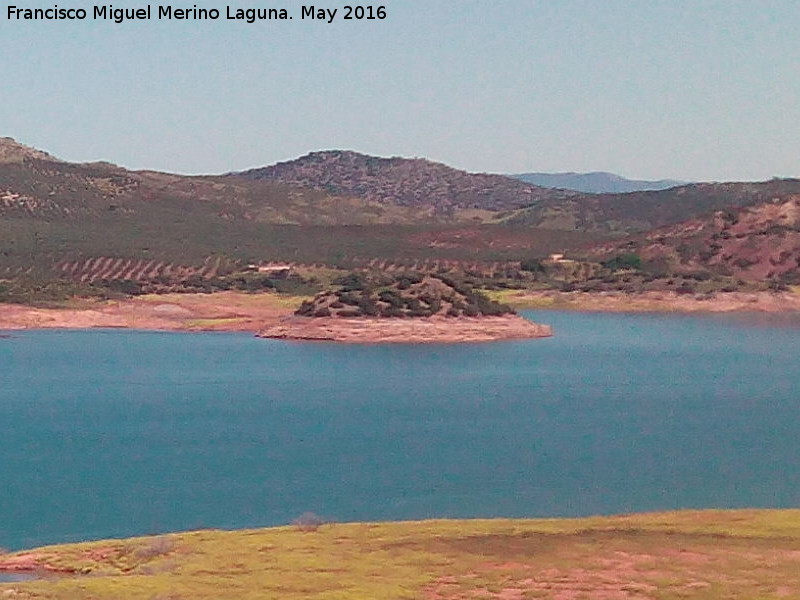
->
[1,311,799,549]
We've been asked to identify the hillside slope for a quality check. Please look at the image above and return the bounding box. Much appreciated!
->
[0,138,430,226]
[232,150,578,214]
[593,196,800,282]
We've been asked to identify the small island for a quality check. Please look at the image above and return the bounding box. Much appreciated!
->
[258,272,552,343]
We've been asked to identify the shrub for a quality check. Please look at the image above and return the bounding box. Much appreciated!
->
[296,300,315,316]
[132,535,175,560]
[431,274,457,288]
[405,297,422,311]
[292,512,326,532]
[333,272,367,291]
[463,304,479,317]
[520,258,544,273]
[603,253,642,272]
[358,296,380,316]
[378,290,403,307]
[273,275,321,296]
[337,291,361,305]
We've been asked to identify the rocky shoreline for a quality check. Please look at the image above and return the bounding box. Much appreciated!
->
[259,314,553,343]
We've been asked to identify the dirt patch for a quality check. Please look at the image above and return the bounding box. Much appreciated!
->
[258,315,552,344]
[0,553,73,575]
[0,292,296,333]
[421,530,800,599]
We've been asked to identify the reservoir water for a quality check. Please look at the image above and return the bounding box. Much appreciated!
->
[1,311,799,550]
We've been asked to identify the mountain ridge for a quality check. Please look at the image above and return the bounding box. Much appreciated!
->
[512,170,686,193]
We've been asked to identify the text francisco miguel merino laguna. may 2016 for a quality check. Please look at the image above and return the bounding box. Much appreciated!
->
[5,4,388,23]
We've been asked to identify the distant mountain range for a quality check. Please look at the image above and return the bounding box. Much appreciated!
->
[512,171,686,193]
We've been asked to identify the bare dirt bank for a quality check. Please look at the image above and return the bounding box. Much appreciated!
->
[258,314,553,343]
[503,289,800,313]
[0,292,297,332]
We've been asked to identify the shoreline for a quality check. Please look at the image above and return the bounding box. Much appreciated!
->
[490,289,800,314]
[1,290,800,338]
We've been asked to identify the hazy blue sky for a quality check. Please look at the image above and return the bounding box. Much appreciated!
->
[1,0,798,180]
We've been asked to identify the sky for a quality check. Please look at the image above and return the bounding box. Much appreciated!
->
[0,0,798,181]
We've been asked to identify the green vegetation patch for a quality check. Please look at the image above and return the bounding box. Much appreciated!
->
[295,272,515,318]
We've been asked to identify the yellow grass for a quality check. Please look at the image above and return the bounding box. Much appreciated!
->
[184,317,248,328]
[480,289,560,308]
[4,510,800,599]
[136,292,309,310]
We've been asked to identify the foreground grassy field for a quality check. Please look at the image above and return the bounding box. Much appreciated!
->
[2,510,800,599]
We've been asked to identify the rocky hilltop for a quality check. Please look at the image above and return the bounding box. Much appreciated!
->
[259,272,552,343]
[233,150,577,214]
[0,137,59,164]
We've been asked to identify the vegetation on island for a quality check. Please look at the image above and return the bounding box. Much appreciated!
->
[2,510,800,599]
[295,271,514,318]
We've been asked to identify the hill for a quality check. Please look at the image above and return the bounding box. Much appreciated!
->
[232,150,800,236]
[592,196,800,283]
[232,149,578,214]
[0,138,438,226]
[512,170,685,193]
[295,271,514,318]
[2,510,800,599]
